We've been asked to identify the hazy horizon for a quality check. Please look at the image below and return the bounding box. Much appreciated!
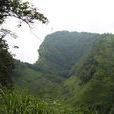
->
[2,0,114,63]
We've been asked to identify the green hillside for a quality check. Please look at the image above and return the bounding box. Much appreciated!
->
[63,34,114,113]
[13,61,64,98]
[13,31,114,113]
[36,31,100,77]
[13,31,100,97]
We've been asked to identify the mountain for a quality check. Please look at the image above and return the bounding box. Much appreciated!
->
[13,31,100,96]
[35,31,100,76]
[13,31,114,113]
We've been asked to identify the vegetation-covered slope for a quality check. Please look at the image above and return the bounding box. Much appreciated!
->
[35,31,100,77]
[13,31,114,113]
[13,61,64,98]
[63,34,114,113]
[13,31,100,97]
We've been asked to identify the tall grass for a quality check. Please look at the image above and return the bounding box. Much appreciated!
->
[0,88,75,114]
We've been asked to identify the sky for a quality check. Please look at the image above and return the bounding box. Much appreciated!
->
[2,0,114,63]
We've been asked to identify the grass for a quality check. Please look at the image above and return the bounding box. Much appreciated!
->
[0,88,76,114]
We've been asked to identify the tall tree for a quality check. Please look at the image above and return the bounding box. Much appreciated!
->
[0,0,48,87]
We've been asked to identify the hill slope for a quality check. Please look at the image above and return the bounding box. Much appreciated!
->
[35,31,100,76]
[13,31,100,96]
[63,34,114,113]
[13,31,114,113]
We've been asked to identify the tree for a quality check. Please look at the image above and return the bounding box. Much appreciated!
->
[0,0,48,25]
[0,29,14,87]
[0,0,48,87]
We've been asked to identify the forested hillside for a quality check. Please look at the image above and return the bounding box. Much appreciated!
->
[36,31,100,76]
[63,34,114,113]
[12,31,114,113]
[13,31,100,97]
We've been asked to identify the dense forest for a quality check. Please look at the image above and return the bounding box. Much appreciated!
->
[1,0,114,114]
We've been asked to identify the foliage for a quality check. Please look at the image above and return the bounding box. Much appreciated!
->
[13,60,65,98]
[0,29,14,87]
[0,0,48,87]
[0,0,48,25]
[0,88,74,114]
[66,34,114,113]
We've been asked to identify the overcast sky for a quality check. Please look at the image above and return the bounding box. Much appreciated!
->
[2,0,114,63]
